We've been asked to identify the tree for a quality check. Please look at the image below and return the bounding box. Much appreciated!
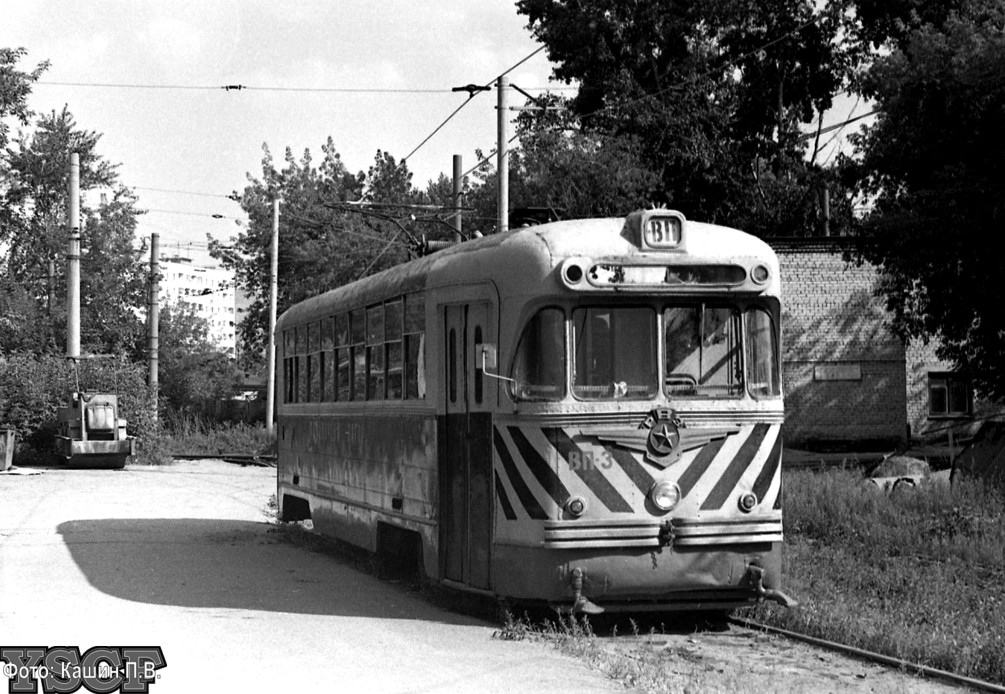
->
[0,47,48,153]
[1,106,145,356]
[157,305,238,414]
[510,0,859,235]
[465,108,660,225]
[212,141,431,365]
[850,0,1005,399]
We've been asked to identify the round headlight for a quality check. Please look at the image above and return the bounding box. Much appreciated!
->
[751,264,770,284]
[565,264,583,283]
[649,481,681,512]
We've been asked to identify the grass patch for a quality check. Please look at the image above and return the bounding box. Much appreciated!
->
[740,467,1005,685]
[128,413,275,464]
[161,413,275,457]
[492,612,748,694]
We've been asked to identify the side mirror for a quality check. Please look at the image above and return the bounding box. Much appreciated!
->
[476,343,497,370]
[475,343,513,384]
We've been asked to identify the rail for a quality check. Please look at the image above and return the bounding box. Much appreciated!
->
[171,454,276,467]
[729,616,1005,693]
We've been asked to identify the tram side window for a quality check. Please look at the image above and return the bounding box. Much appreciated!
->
[351,309,366,400]
[404,292,425,399]
[283,329,296,403]
[745,307,780,398]
[510,307,566,401]
[572,307,657,400]
[367,305,385,400]
[664,305,743,397]
[321,317,335,401]
[385,300,403,399]
[308,321,322,403]
[336,313,351,401]
[296,324,308,403]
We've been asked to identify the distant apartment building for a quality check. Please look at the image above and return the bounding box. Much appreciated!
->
[159,257,237,355]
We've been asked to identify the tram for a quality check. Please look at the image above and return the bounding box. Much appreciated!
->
[275,208,794,613]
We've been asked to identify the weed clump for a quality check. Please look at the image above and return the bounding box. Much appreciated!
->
[743,468,1005,685]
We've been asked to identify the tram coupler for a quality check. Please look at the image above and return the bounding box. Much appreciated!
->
[745,563,798,608]
[554,567,605,615]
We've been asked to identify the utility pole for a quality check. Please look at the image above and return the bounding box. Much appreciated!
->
[497,75,509,234]
[452,154,463,243]
[265,199,279,435]
[66,152,80,359]
[148,233,161,419]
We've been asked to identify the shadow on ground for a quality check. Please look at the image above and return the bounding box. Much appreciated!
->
[57,518,481,624]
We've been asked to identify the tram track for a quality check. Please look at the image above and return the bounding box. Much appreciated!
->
[171,453,276,467]
[728,616,1005,693]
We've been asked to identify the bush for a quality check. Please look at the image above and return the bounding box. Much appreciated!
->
[0,353,157,460]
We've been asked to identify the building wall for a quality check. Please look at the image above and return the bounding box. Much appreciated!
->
[774,242,907,448]
[159,258,237,355]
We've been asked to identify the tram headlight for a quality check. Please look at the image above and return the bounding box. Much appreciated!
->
[751,264,771,285]
[648,481,681,512]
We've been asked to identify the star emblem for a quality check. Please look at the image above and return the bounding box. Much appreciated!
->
[648,422,680,456]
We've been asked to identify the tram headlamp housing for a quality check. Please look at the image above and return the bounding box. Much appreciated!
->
[751,264,771,285]
[649,481,681,512]
[560,257,591,289]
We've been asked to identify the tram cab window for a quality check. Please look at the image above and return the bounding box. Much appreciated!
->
[510,307,566,401]
[572,307,657,400]
[664,305,743,397]
[745,307,780,398]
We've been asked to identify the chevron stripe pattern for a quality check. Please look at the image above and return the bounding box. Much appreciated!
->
[493,421,783,547]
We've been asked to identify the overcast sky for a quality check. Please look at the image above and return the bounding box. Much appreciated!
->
[1,0,566,261]
[2,1,866,264]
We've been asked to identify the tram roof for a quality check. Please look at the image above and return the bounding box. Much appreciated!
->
[277,213,777,327]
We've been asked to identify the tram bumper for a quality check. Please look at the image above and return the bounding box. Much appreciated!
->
[496,527,791,613]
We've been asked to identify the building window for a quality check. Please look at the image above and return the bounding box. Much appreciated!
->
[928,372,972,418]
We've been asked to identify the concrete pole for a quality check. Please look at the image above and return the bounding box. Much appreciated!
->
[66,153,81,359]
[148,234,161,413]
[497,75,509,234]
[452,154,462,243]
[265,199,279,435]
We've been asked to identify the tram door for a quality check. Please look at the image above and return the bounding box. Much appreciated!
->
[442,302,493,589]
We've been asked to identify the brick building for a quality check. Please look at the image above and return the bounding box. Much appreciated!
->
[772,238,981,449]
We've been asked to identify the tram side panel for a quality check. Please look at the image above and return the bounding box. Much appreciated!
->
[279,411,437,548]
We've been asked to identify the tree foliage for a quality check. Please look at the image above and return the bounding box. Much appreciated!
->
[156,305,239,413]
[0,106,146,357]
[510,0,857,235]
[212,141,455,365]
[851,0,1005,398]
[0,47,48,152]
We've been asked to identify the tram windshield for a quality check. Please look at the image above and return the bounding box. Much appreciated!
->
[510,307,566,400]
[509,303,779,401]
[572,307,658,400]
[664,305,743,396]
